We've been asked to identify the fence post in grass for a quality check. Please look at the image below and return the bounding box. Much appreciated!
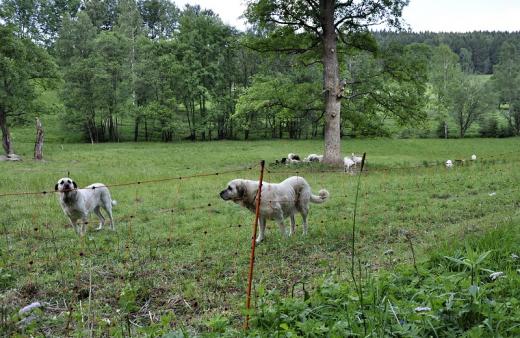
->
[33,117,44,160]
[244,160,265,330]
[350,153,366,283]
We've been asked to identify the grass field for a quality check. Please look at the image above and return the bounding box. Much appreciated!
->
[1,138,520,336]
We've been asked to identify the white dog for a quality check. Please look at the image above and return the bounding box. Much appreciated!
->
[220,176,329,243]
[55,177,117,236]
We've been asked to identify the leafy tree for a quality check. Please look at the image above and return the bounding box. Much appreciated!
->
[449,77,494,138]
[55,12,99,142]
[0,0,40,40]
[428,44,462,136]
[0,0,81,45]
[92,31,127,141]
[459,47,473,74]
[175,5,235,140]
[115,0,144,141]
[235,69,323,139]
[84,0,118,31]
[0,24,57,155]
[245,0,409,164]
[492,41,520,135]
[137,0,179,39]
[342,42,429,136]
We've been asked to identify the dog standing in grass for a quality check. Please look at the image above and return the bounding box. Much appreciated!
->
[220,176,329,243]
[55,177,116,236]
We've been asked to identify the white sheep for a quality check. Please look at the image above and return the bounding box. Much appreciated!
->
[351,153,363,165]
[304,154,323,162]
[344,157,355,172]
[445,160,453,168]
[287,153,301,161]
[471,154,477,161]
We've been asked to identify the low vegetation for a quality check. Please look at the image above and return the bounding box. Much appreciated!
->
[1,138,519,336]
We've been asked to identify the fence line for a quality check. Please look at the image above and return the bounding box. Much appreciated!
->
[0,164,256,198]
[1,150,518,197]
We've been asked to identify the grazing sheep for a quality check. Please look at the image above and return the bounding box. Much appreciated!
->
[471,154,477,161]
[344,157,355,172]
[286,153,301,164]
[445,160,453,168]
[350,153,363,165]
[304,154,323,162]
[287,153,301,161]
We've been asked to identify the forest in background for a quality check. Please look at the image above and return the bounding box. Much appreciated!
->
[2,0,520,145]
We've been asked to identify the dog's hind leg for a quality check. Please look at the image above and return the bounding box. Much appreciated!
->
[301,208,309,235]
[102,197,115,231]
[256,217,266,244]
[94,206,105,230]
[289,214,296,236]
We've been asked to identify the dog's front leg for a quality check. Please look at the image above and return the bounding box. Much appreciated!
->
[80,216,88,236]
[275,215,287,238]
[70,219,81,236]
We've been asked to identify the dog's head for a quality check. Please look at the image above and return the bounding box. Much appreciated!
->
[55,177,77,193]
[219,179,246,201]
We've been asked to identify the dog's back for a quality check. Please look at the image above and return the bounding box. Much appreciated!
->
[280,176,329,205]
[83,183,116,209]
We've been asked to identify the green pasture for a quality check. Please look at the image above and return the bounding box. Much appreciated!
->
[1,138,520,336]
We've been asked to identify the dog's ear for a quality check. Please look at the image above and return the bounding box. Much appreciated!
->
[73,181,77,189]
[237,182,245,198]
[55,183,59,191]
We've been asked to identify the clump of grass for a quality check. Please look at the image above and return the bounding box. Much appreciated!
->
[244,218,520,337]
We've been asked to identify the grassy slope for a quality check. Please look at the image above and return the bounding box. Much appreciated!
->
[1,137,519,336]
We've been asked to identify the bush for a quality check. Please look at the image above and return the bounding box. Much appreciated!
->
[479,118,500,137]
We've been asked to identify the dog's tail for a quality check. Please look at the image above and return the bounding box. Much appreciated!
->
[310,189,329,204]
[111,200,118,206]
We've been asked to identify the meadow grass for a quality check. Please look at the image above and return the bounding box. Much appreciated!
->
[1,138,519,336]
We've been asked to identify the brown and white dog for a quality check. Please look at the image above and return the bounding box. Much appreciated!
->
[55,177,116,236]
[220,176,329,243]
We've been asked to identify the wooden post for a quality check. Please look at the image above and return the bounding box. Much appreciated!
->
[34,117,44,160]
[244,160,265,330]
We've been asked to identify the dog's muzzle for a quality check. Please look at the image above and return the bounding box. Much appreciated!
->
[219,190,229,200]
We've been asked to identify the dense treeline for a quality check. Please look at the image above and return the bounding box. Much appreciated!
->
[375,30,520,74]
[1,0,520,151]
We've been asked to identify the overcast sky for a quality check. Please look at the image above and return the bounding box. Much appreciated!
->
[172,0,520,33]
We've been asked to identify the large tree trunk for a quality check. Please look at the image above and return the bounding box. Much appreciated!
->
[34,117,44,160]
[0,108,14,155]
[320,0,342,165]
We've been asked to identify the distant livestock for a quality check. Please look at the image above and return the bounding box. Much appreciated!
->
[304,154,323,162]
[287,153,301,164]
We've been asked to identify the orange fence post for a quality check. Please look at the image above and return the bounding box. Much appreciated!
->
[244,160,265,330]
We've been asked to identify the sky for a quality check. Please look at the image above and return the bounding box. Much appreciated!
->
[172,0,520,33]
